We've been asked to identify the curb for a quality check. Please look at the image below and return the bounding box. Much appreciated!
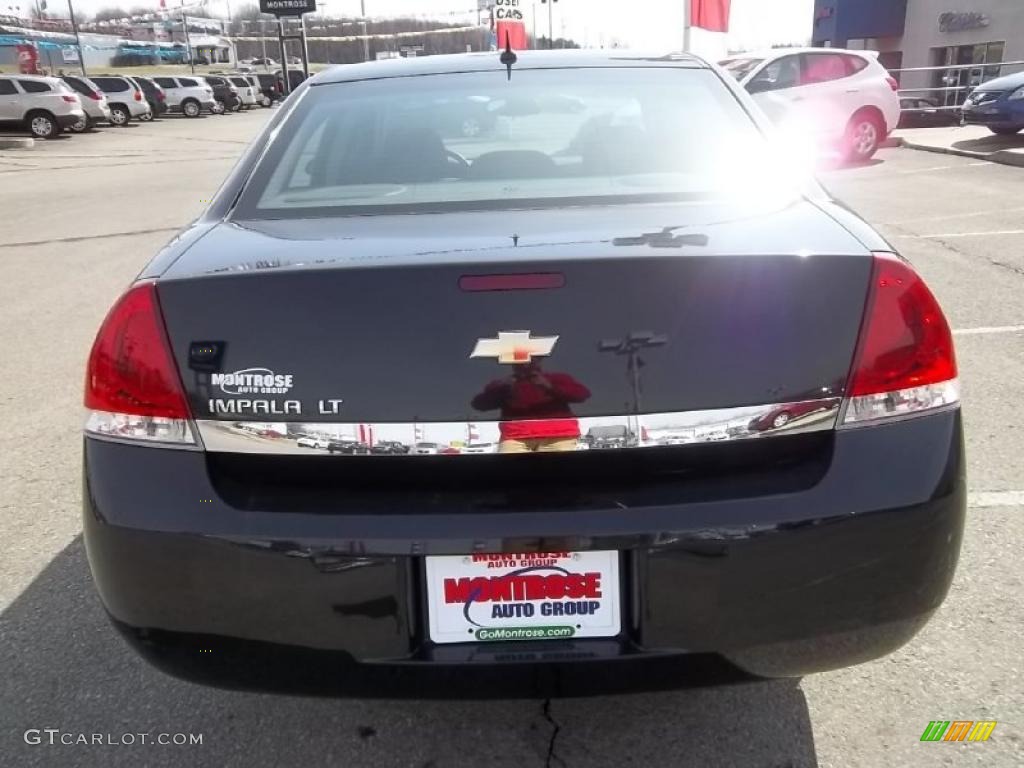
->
[895,136,1024,168]
[0,136,34,150]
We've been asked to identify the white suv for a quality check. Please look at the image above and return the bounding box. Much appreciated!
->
[151,76,218,118]
[228,75,259,109]
[89,75,152,126]
[719,48,901,162]
[0,75,85,138]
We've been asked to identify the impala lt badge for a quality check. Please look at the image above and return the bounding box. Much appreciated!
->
[471,331,559,364]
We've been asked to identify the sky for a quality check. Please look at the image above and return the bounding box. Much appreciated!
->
[16,0,814,53]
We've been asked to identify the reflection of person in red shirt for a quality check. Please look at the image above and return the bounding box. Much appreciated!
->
[471,362,591,453]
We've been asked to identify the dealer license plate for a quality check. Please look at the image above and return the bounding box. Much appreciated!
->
[425,551,621,644]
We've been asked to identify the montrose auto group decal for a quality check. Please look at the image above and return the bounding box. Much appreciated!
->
[425,551,621,643]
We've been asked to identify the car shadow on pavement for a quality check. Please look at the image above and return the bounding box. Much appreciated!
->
[0,537,818,768]
[953,134,1024,152]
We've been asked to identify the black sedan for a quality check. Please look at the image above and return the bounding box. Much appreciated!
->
[82,50,964,698]
[897,96,960,129]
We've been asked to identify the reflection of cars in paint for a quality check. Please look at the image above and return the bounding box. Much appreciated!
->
[897,97,960,129]
[719,48,901,162]
[748,401,831,432]
[327,439,369,454]
[461,442,497,454]
[296,436,329,449]
[369,440,409,455]
[433,96,499,138]
[83,51,964,697]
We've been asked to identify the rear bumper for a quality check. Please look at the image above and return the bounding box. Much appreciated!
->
[83,410,965,697]
[57,113,83,128]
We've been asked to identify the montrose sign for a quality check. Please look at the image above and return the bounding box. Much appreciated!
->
[259,0,316,17]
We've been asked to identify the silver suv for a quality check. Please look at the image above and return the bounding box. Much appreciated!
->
[61,75,113,132]
[0,74,85,138]
[89,75,152,125]
[151,76,217,118]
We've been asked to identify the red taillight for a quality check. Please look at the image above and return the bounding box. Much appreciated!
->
[134,90,143,101]
[89,91,102,101]
[62,95,78,103]
[85,283,189,419]
[886,75,899,92]
[156,91,166,101]
[843,253,958,425]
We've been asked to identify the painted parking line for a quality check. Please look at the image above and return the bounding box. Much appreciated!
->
[898,230,1024,239]
[968,491,1024,508]
[953,325,1024,336]
[894,204,1024,226]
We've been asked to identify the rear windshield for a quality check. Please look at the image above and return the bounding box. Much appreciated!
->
[234,67,766,218]
[230,77,249,87]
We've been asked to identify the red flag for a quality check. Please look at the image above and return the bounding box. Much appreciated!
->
[159,0,166,7]
[495,21,528,50]
[691,0,730,33]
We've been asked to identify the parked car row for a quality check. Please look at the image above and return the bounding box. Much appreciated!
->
[0,70,292,139]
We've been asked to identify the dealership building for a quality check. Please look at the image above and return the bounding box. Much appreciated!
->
[811,0,1024,103]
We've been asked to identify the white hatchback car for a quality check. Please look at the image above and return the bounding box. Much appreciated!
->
[719,48,901,162]
[0,74,85,138]
[151,76,218,117]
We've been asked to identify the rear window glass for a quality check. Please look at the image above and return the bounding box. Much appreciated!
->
[230,77,249,87]
[154,77,177,88]
[235,67,769,218]
[206,77,226,86]
[19,80,50,93]
[845,55,869,74]
[0,79,18,95]
[64,77,90,95]
[93,77,128,92]
[178,77,199,87]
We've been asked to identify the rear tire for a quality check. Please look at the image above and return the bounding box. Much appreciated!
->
[261,95,272,107]
[212,100,226,115]
[843,110,884,163]
[27,111,59,139]
[182,99,201,118]
[109,104,130,126]
[990,126,1022,136]
[230,101,241,113]
[68,114,91,133]
[138,109,153,122]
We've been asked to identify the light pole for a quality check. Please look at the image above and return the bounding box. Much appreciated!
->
[66,0,86,75]
[181,2,194,73]
[360,0,370,62]
[540,0,556,49]
[599,331,668,444]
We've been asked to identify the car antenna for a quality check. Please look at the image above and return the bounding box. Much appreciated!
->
[500,32,517,81]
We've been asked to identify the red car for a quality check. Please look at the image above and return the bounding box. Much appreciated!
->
[748,400,831,432]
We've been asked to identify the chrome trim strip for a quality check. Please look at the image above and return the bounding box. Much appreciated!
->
[194,398,841,455]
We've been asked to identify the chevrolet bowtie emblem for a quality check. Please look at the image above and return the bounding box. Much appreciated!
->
[471,331,559,364]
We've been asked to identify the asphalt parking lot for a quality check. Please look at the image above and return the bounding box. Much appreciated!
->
[1,112,1022,767]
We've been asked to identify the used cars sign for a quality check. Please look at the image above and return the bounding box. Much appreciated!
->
[259,0,316,16]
